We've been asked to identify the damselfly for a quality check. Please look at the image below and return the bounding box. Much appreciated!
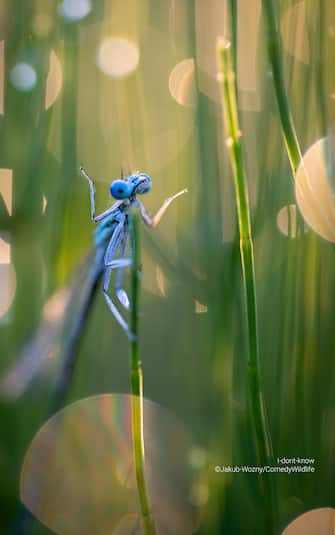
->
[79,165,187,339]
[0,168,187,400]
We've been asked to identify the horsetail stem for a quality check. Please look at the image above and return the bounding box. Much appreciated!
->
[129,209,156,535]
[217,40,276,533]
[262,0,302,173]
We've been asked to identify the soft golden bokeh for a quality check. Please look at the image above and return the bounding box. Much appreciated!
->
[21,394,199,535]
[97,38,139,77]
[45,51,63,110]
[169,58,195,108]
[295,138,335,242]
[277,204,308,238]
[0,263,15,320]
[282,507,335,535]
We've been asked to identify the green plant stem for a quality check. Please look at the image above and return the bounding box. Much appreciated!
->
[217,41,275,532]
[262,0,302,173]
[129,210,156,535]
[228,0,237,72]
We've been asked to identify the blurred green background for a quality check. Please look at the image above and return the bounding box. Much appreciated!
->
[0,0,335,533]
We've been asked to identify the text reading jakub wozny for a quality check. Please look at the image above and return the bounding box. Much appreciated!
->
[215,457,316,474]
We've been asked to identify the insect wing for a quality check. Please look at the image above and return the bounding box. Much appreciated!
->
[0,249,100,401]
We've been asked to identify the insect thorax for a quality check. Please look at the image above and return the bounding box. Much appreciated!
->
[94,209,125,247]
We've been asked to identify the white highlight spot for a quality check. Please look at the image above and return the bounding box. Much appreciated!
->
[0,263,16,319]
[156,266,166,297]
[42,195,48,214]
[217,37,231,50]
[0,170,15,318]
[97,38,139,78]
[45,51,63,109]
[277,204,308,238]
[0,237,10,263]
[0,169,12,215]
[116,288,130,309]
[10,63,37,92]
[295,137,335,243]
[194,300,208,314]
[59,0,91,21]
[168,58,195,108]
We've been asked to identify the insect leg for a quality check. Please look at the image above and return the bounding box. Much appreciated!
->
[136,188,188,228]
[103,222,134,339]
[80,165,122,223]
[115,226,131,309]
[103,268,133,338]
[80,166,98,222]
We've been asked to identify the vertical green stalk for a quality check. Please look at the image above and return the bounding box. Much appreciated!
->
[262,0,302,173]
[129,210,156,535]
[228,0,237,72]
[217,41,275,532]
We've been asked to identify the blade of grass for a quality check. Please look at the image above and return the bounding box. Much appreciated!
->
[262,0,302,173]
[262,0,309,486]
[129,209,156,535]
[217,40,276,533]
[228,0,237,72]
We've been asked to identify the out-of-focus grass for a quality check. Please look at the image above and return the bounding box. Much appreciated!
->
[0,1,334,534]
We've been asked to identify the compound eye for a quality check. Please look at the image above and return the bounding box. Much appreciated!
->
[134,173,152,195]
[110,180,132,199]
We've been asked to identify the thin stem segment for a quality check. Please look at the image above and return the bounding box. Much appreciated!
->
[129,210,156,535]
[217,41,276,532]
[262,0,302,173]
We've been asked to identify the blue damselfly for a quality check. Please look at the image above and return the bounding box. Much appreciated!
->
[0,168,187,402]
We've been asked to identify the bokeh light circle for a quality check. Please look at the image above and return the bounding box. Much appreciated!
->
[0,263,16,319]
[168,58,195,107]
[282,507,335,534]
[59,0,92,21]
[10,63,37,91]
[97,38,139,78]
[295,137,335,242]
[276,204,308,238]
[45,51,63,109]
[20,394,200,534]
